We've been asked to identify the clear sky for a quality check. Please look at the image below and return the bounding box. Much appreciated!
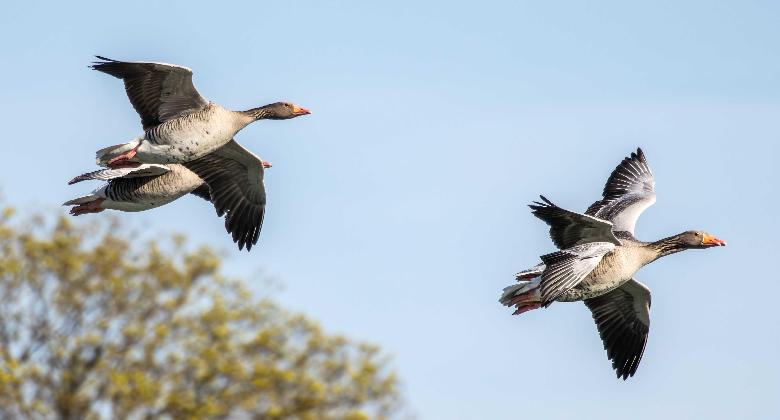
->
[1,1,778,418]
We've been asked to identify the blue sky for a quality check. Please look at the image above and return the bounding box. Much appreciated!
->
[1,1,779,418]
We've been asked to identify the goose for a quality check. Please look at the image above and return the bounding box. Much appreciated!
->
[65,139,271,251]
[64,163,206,214]
[499,148,725,380]
[90,56,309,167]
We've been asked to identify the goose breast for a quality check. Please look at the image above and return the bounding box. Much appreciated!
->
[562,245,656,301]
[136,104,250,163]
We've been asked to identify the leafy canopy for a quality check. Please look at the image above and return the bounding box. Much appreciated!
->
[0,208,399,419]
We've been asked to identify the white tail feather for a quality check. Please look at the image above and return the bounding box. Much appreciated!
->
[63,193,100,206]
[95,138,142,166]
[63,186,107,206]
[515,263,545,280]
[499,278,541,306]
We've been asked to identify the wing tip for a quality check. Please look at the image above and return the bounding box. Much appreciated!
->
[539,195,554,205]
[635,147,645,161]
[622,147,647,168]
[528,194,555,210]
[88,56,195,75]
[67,169,100,185]
[90,55,115,70]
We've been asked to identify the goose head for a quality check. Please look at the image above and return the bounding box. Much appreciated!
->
[255,102,311,120]
[675,230,727,249]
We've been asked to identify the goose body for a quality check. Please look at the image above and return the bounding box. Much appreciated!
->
[118,103,254,164]
[81,56,309,250]
[90,56,309,166]
[64,164,205,213]
[500,148,725,379]
[558,240,657,301]
[68,139,270,251]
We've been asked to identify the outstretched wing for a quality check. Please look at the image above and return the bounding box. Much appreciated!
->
[584,279,651,380]
[585,148,656,235]
[91,56,209,130]
[539,242,615,306]
[530,196,620,249]
[67,164,171,185]
[183,140,266,251]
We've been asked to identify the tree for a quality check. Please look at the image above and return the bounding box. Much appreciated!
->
[0,207,400,419]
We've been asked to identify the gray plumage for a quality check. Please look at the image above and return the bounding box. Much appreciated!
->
[538,242,615,306]
[68,164,170,184]
[500,147,725,380]
[529,195,621,248]
[91,56,310,166]
[64,164,204,213]
[67,139,270,251]
[83,56,310,251]
[584,279,651,380]
[183,140,267,251]
[585,148,656,234]
[91,56,208,130]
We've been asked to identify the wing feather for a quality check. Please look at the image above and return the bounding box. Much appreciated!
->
[530,196,620,249]
[584,279,651,380]
[91,56,209,129]
[585,148,656,234]
[183,139,266,251]
[538,242,615,306]
[68,164,171,185]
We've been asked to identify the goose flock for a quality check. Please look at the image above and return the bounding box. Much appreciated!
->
[65,56,726,380]
[499,148,725,379]
[65,56,309,250]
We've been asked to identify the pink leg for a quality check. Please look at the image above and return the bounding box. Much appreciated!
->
[107,144,141,167]
[513,303,541,315]
[508,289,542,316]
[69,198,106,216]
[261,161,273,169]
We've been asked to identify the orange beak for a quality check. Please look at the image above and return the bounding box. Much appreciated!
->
[292,105,311,116]
[702,234,727,247]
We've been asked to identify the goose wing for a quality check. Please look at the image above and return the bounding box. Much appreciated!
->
[183,139,266,251]
[68,164,171,184]
[91,56,209,130]
[584,279,651,380]
[539,242,615,306]
[189,184,212,202]
[530,196,620,249]
[585,148,656,235]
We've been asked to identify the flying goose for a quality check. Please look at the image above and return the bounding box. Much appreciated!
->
[66,139,271,251]
[499,148,725,379]
[64,163,206,214]
[90,56,309,167]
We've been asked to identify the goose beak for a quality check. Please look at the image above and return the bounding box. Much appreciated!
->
[702,234,727,247]
[292,105,310,116]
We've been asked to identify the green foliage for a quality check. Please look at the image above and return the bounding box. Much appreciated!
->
[0,208,399,419]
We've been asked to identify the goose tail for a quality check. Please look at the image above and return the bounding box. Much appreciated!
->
[63,194,97,206]
[95,138,142,166]
[499,263,545,315]
[63,188,108,216]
